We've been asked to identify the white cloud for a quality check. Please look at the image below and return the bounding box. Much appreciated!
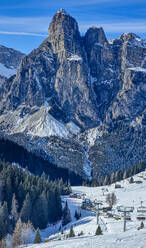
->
[0,31,47,37]
[0,16,145,39]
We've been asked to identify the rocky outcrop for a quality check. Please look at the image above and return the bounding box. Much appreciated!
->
[0,10,145,181]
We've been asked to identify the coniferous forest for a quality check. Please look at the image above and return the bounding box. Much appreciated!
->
[0,160,71,241]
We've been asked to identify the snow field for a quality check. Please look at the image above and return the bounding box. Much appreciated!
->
[22,171,146,248]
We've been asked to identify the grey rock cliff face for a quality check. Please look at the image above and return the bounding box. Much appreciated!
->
[1,10,99,129]
[0,10,145,180]
[0,45,24,86]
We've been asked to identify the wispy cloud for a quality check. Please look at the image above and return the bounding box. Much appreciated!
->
[0,16,50,33]
[0,31,47,37]
[0,16,146,38]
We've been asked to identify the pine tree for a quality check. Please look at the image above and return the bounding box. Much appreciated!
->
[69,225,75,237]
[139,161,145,172]
[129,177,134,184]
[62,201,71,226]
[0,178,5,203]
[20,193,32,223]
[6,176,13,210]
[140,221,144,229]
[74,210,80,220]
[95,225,102,235]
[0,202,9,240]
[32,194,48,229]
[34,228,42,244]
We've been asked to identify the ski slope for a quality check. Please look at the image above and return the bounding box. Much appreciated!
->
[22,171,146,248]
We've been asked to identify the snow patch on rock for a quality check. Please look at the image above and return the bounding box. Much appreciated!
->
[128,67,146,73]
[12,107,70,139]
[67,55,82,62]
[0,62,17,78]
[66,122,80,135]
[86,127,103,147]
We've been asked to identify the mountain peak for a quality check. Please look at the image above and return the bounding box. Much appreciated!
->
[56,9,70,16]
[49,8,78,36]
[48,9,81,55]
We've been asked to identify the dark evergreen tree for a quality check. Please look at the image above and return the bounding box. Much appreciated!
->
[69,225,75,237]
[139,161,145,172]
[74,210,80,220]
[20,193,32,223]
[140,221,144,229]
[34,228,42,244]
[95,225,102,235]
[32,194,48,229]
[129,177,134,184]
[0,202,9,240]
[62,201,71,226]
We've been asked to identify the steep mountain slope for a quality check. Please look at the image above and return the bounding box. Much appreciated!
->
[0,9,145,181]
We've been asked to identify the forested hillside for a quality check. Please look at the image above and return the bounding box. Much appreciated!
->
[0,160,71,241]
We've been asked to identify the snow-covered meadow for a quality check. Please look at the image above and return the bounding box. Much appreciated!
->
[22,171,146,248]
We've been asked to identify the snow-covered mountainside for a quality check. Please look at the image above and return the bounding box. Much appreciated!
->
[21,171,146,248]
[0,9,145,180]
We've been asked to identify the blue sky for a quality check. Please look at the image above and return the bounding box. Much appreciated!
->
[0,0,146,54]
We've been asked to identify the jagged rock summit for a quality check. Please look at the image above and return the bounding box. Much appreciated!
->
[0,10,145,181]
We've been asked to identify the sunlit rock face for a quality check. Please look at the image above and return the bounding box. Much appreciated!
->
[0,10,145,181]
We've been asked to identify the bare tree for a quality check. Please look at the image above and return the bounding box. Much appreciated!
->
[11,194,18,222]
[11,219,34,247]
[110,173,115,184]
[20,222,34,245]
[106,193,117,208]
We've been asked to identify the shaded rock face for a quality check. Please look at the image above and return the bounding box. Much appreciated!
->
[84,27,118,121]
[0,45,24,87]
[0,9,145,181]
[86,67,146,178]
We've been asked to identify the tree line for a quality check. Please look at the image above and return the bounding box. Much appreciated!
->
[83,161,145,187]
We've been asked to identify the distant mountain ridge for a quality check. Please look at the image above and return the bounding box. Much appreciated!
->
[0,45,24,86]
[0,9,145,182]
